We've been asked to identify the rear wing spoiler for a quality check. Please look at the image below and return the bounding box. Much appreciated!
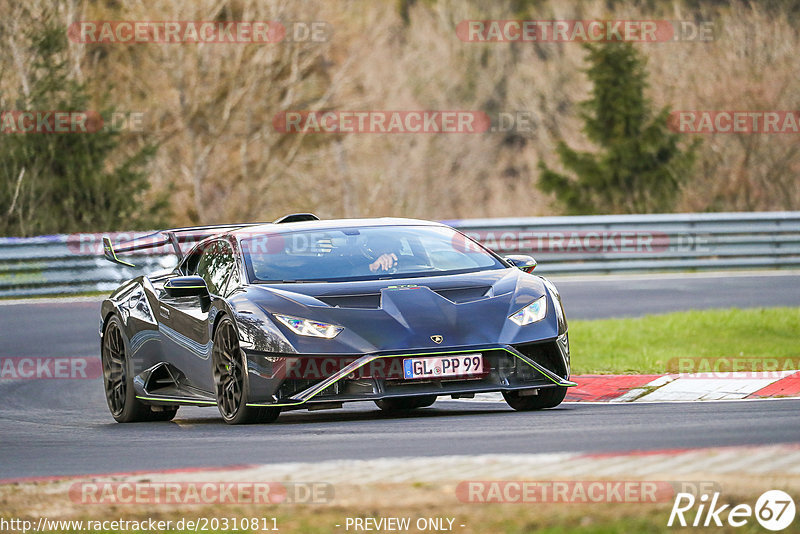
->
[102,213,319,267]
[102,224,260,267]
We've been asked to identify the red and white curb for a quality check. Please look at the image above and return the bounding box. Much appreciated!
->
[465,371,800,403]
[569,371,800,402]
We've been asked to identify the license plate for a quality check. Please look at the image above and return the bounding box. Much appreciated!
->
[403,354,483,379]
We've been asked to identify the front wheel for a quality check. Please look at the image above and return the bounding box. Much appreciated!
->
[503,387,567,411]
[212,317,280,425]
[375,395,437,411]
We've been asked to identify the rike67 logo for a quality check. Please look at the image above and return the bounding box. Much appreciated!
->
[668,490,796,530]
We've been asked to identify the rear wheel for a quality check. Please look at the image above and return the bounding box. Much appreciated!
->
[503,387,567,411]
[102,315,178,422]
[375,395,437,411]
[213,317,280,425]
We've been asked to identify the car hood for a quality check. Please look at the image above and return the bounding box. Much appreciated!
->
[233,268,561,355]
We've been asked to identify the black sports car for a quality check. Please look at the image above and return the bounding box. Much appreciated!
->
[100,214,575,424]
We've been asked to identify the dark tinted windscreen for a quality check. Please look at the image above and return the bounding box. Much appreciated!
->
[241,225,504,282]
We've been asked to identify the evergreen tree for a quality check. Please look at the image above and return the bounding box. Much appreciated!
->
[0,23,167,236]
[538,41,698,214]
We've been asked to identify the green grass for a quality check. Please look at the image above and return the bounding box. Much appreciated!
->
[569,307,800,375]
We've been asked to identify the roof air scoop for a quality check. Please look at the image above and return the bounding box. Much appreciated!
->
[273,213,320,224]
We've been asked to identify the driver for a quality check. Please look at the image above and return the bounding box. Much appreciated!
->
[366,237,401,272]
[370,251,397,272]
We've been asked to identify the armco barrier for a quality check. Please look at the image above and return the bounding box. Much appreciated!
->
[444,211,800,274]
[0,234,175,298]
[1,211,799,298]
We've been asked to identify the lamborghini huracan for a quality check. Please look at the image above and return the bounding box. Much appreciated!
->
[100,214,574,424]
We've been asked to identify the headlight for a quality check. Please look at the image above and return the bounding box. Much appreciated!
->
[275,314,343,339]
[541,277,567,334]
[508,296,547,326]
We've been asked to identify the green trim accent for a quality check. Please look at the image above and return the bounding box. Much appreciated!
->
[137,347,575,409]
[249,400,306,408]
[246,346,575,408]
[136,395,217,405]
[103,237,135,267]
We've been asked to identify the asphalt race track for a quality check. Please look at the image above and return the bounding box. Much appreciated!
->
[1,272,799,480]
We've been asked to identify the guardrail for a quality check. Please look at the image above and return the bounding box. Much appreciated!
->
[444,211,800,274]
[1,211,799,298]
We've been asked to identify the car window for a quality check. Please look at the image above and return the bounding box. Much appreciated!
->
[181,247,203,276]
[222,262,241,296]
[241,225,504,283]
[194,240,236,295]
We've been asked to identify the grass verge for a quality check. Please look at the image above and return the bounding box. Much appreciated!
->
[569,307,800,375]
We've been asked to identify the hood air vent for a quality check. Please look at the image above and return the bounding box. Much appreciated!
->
[317,285,491,309]
[433,286,492,303]
[317,293,382,309]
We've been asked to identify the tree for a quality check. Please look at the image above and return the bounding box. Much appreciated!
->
[0,21,167,236]
[538,41,698,214]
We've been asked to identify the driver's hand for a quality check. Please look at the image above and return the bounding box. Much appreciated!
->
[369,253,397,272]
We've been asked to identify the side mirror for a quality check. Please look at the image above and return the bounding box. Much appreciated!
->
[505,255,537,273]
[164,276,210,298]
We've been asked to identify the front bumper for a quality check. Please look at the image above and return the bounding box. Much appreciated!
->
[244,335,574,408]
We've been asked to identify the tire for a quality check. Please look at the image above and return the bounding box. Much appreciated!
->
[375,395,437,411]
[503,387,567,411]
[102,315,179,423]
[212,316,280,425]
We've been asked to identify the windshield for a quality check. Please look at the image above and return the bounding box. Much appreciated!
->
[240,225,505,283]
